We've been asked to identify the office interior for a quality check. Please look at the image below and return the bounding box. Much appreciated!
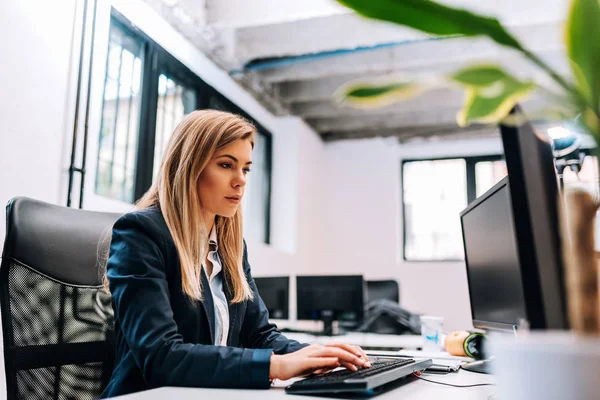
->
[1,0,596,398]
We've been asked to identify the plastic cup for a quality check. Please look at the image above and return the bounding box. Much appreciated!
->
[420,316,444,351]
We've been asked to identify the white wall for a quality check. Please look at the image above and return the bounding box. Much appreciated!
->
[0,0,81,249]
[322,135,504,332]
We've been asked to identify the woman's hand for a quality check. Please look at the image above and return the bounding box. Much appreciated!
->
[323,343,370,372]
[269,344,370,381]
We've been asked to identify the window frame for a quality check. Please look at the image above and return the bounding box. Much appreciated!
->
[101,9,273,243]
[401,154,503,262]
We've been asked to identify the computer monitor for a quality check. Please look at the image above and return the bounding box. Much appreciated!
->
[296,275,365,335]
[499,107,567,330]
[254,276,289,320]
[459,109,568,373]
[460,177,528,331]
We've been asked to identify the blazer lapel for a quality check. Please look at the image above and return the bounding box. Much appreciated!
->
[200,267,216,344]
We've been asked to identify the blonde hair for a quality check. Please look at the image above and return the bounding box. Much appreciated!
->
[107,109,256,303]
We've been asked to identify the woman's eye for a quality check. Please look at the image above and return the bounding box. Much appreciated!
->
[243,168,252,174]
[220,163,232,169]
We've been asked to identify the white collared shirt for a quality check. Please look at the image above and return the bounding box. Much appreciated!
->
[203,228,230,346]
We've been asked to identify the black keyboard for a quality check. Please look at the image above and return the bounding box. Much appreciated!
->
[286,358,419,394]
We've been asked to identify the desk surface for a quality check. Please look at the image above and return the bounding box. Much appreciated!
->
[114,369,496,400]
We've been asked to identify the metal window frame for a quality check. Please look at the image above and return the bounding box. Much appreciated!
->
[401,154,503,262]
[95,15,145,203]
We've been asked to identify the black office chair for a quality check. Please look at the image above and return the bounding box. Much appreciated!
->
[360,280,419,335]
[366,280,400,303]
[0,197,121,399]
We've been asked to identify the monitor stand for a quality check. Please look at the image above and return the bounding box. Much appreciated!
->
[461,359,493,374]
[318,314,336,336]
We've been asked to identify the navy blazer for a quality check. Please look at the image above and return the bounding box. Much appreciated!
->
[101,206,306,398]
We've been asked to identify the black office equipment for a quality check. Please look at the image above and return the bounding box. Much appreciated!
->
[254,276,289,319]
[499,108,567,331]
[0,197,120,400]
[296,275,365,335]
[366,280,400,303]
[461,177,528,331]
[285,357,432,395]
[357,300,421,335]
[460,177,527,374]
[459,110,568,373]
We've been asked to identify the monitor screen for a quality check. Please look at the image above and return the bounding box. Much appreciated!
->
[461,177,528,330]
[254,276,289,319]
[296,275,365,324]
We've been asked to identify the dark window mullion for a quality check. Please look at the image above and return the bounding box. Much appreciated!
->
[466,158,477,204]
[134,44,159,200]
[264,133,272,244]
[195,81,211,110]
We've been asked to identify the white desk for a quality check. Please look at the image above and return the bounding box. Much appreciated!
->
[113,369,496,400]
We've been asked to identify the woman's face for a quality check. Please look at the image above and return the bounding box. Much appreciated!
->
[198,138,253,219]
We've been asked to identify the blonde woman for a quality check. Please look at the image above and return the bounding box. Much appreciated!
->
[101,110,369,397]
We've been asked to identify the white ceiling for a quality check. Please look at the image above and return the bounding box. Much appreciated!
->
[143,0,572,141]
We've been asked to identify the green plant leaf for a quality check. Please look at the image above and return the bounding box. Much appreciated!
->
[452,65,511,87]
[566,0,600,110]
[451,65,535,126]
[336,81,424,108]
[337,0,523,50]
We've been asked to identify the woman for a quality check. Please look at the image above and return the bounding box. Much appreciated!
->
[101,110,369,398]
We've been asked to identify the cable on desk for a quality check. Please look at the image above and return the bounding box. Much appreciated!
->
[412,372,495,388]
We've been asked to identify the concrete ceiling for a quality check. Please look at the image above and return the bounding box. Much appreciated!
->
[143,0,572,141]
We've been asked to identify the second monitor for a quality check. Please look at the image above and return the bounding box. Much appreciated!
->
[296,275,365,335]
[254,276,289,319]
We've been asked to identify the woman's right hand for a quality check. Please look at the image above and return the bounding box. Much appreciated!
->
[269,344,368,381]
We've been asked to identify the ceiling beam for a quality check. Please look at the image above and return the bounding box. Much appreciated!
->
[232,0,568,63]
[307,106,485,133]
[290,90,550,119]
[248,21,566,83]
[290,89,463,118]
[321,123,497,142]
[234,13,426,63]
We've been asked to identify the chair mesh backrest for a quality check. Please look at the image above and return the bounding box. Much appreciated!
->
[0,197,119,400]
[1,261,114,400]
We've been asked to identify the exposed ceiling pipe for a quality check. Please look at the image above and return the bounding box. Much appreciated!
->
[230,36,458,75]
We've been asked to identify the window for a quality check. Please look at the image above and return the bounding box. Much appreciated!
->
[95,21,143,203]
[402,156,506,261]
[95,11,272,243]
[152,74,196,180]
[475,160,507,197]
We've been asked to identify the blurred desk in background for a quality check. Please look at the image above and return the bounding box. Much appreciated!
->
[284,331,425,351]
